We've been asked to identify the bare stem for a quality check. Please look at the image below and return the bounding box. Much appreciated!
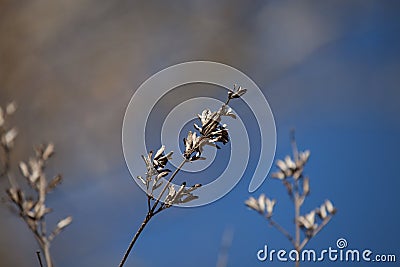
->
[150,159,187,214]
[43,241,52,267]
[294,179,301,267]
[147,195,151,213]
[266,217,295,247]
[118,213,152,267]
[118,159,187,267]
[24,217,53,267]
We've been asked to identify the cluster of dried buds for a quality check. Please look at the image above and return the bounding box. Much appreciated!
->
[1,102,72,266]
[271,149,311,199]
[137,86,246,207]
[183,86,246,161]
[272,150,310,180]
[245,194,276,218]
[245,138,336,251]
[137,145,173,196]
[7,143,72,243]
[164,182,202,207]
[136,143,205,207]
[297,200,336,236]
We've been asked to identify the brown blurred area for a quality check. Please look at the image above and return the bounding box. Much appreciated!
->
[0,0,344,175]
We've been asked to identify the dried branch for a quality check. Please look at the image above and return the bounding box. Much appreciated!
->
[1,102,72,267]
[119,86,247,267]
[246,131,336,267]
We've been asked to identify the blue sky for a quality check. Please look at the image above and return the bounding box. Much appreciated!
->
[0,1,399,266]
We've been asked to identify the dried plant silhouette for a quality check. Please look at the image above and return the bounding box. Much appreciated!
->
[245,131,336,267]
[0,102,72,267]
[119,86,247,267]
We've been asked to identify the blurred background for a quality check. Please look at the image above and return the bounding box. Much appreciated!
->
[1,0,399,266]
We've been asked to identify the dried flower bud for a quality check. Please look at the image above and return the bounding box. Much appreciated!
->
[228,85,247,99]
[42,143,55,160]
[164,182,201,206]
[19,162,30,177]
[28,158,41,183]
[303,177,310,196]
[46,175,62,193]
[258,194,266,213]
[272,149,310,180]
[245,194,276,216]
[298,211,317,230]
[57,216,73,230]
[6,102,17,115]
[325,199,336,214]
[316,204,327,219]
[183,131,201,160]
[137,176,146,185]
[140,145,173,191]
[219,106,236,119]
[2,128,18,148]
[245,196,259,212]
[265,198,276,216]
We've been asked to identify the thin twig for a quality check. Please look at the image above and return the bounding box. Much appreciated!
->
[147,195,151,213]
[150,159,187,214]
[118,213,152,267]
[294,179,301,267]
[118,159,187,267]
[266,217,296,247]
[36,251,44,267]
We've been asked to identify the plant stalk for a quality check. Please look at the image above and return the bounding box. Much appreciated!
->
[118,159,187,267]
